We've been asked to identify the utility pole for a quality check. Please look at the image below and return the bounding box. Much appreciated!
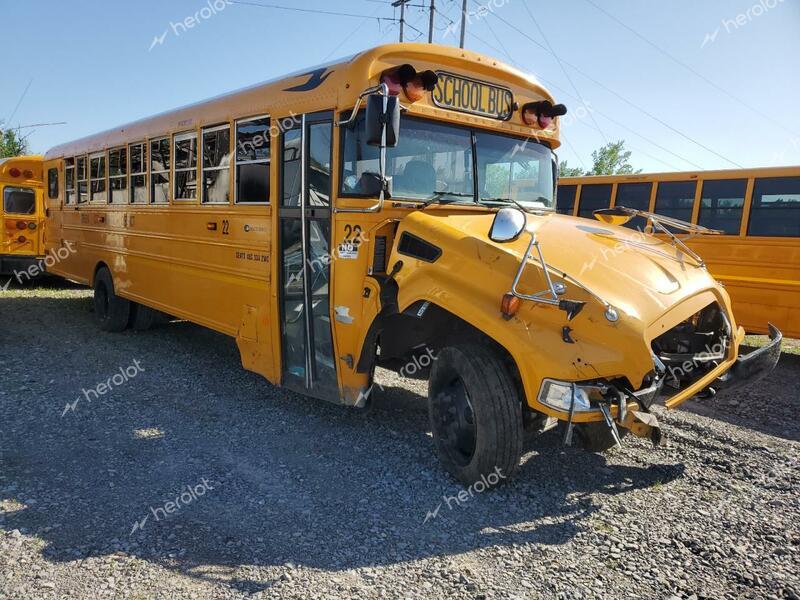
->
[459,0,468,48]
[392,0,411,42]
[428,0,435,43]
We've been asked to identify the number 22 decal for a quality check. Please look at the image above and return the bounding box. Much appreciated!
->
[221,219,230,235]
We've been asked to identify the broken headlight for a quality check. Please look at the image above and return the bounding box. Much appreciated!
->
[538,379,607,412]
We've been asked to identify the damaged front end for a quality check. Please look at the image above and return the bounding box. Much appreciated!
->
[651,302,782,407]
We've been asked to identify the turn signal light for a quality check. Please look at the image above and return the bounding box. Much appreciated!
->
[381,64,438,102]
[501,293,521,318]
[521,100,567,129]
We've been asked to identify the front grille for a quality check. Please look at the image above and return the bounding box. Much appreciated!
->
[651,302,730,391]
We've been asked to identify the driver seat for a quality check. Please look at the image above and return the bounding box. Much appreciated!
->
[396,160,436,195]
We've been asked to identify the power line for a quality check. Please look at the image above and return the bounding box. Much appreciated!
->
[581,0,799,139]
[324,3,388,60]
[521,3,609,144]
[466,27,693,171]
[15,122,67,129]
[471,0,743,168]
[6,79,33,126]
[229,1,400,22]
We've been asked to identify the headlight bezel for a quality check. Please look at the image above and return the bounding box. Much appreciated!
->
[537,378,611,413]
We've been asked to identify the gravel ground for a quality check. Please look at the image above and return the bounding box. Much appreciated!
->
[1,279,798,599]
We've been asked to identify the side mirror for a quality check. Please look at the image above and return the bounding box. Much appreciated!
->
[365,94,400,147]
[593,207,633,227]
[489,207,527,243]
[359,172,392,199]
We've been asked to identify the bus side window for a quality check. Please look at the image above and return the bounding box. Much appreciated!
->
[129,143,148,204]
[556,184,576,215]
[235,116,270,204]
[615,182,652,231]
[90,152,107,203]
[747,176,800,237]
[654,181,696,231]
[76,156,88,204]
[577,183,612,219]
[65,158,76,205]
[698,179,747,235]
[48,168,59,200]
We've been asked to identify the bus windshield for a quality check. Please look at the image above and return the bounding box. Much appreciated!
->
[341,115,554,209]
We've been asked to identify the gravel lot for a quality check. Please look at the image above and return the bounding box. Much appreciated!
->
[1,279,798,599]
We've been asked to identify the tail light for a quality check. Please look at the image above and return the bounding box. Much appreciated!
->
[17,235,27,243]
[16,220,27,230]
[381,64,438,102]
[521,100,567,129]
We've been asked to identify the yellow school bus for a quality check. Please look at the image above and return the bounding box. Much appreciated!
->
[43,43,780,485]
[1,155,45,277]
[559,167,800,339]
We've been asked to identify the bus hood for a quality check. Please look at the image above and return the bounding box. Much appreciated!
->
[394,210,726,330]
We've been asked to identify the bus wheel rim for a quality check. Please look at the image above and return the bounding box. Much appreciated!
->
[440,377,476,466]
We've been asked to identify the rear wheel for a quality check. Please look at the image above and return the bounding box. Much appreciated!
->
[129,302,158,331]
[428,344,523,486]
[93,267,130,332]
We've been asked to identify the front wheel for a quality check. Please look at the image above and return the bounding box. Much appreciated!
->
[428,344,523,486]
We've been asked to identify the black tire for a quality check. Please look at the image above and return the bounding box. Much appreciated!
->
[93,267,130,332]
[129,302,158,331]
[428,344,523,487]
[573,421,628,453]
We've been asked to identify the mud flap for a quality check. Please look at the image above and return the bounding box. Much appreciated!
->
[621,410,662,447]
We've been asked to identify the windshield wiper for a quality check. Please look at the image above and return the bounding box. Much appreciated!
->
[418,190,476,209]
[480,196,553,214]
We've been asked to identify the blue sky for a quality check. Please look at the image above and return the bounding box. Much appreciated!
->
[4,0,799,172]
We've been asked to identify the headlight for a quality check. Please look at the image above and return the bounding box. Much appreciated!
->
[538,379,606,412]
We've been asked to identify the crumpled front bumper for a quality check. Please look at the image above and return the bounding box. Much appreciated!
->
[713,323,782,393]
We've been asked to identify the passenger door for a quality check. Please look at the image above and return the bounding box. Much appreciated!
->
[278,112,339,400]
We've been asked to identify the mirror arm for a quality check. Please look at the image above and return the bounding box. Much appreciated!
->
[335,84,386,128]
[335,83,391,214]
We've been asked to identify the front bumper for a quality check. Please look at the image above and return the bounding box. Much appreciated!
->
[712,323,782,393]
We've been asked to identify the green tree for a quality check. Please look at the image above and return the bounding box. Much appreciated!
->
[558,160,585,177]
[0,127,29,158]
[588,140,640,175]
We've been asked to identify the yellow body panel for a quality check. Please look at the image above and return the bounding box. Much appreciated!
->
[560,167,800,339]
[0,156,45,274]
